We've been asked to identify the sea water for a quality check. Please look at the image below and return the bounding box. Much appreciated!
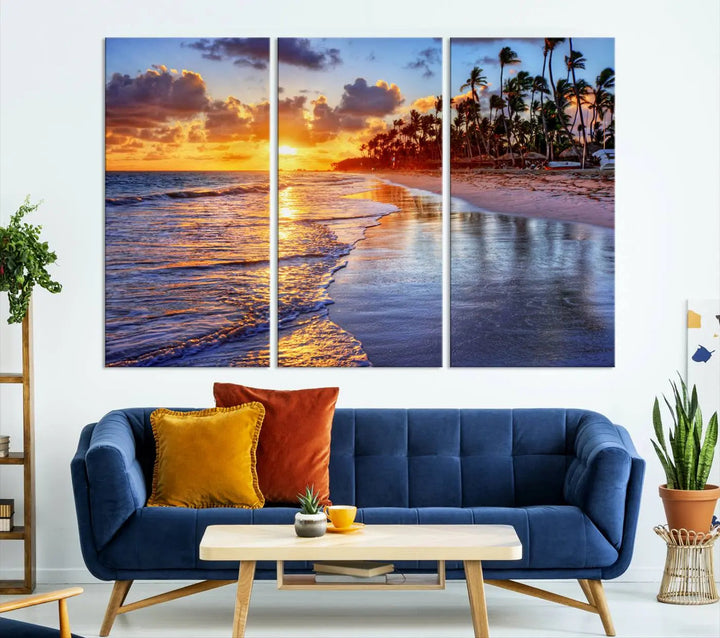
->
[105,171,404,366]
[105,171,270,366]
[277,172,406,367]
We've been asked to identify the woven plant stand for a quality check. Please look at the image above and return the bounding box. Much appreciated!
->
[654,524,719,605]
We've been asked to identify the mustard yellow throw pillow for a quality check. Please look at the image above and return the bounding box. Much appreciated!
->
[148,404,265,509]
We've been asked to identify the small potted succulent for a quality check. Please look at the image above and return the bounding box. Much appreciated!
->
[295,485,327,538]
[652,374,719,534]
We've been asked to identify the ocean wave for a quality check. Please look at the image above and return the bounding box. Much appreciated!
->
[310,207,398,223]
[280,174,365,189]
[106,319,269,367]
[106,183,268,206]
[134,257,270,272]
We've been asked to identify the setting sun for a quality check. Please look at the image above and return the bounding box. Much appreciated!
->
[279,145,298,155]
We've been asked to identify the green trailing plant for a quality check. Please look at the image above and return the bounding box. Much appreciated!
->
[0,196,62,324]
[651,374,718,490]
[297,485,322,515]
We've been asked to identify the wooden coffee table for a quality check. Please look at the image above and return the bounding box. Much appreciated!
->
[200,524,522,637]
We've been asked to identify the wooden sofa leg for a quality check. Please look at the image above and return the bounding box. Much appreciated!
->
[586,580,615,637]
[578,579,595,606]
[100,580,133,637]
[487,578,616,637]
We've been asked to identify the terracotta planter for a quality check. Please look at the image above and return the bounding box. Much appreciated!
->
[659,484,720,534]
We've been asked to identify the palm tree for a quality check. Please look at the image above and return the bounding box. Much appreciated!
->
[566,39,588,167]
[544,38,565,110]
[568,78,591,133]
[453,106,472,158]
[489,93,504,122]
[530,75,550,153]
[419,114,436,159]
[505,71,532,163]
[460,67,488,114]
[588,67,615,148]
[434,95,443,158]
[488,94,505,156]
[564,49,587,83]
[554,78,574,143]
[460,66,488,155]
[498,46,521,158]
[540,41,552,159]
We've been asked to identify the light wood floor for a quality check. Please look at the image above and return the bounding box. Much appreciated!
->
[2,580,718,637]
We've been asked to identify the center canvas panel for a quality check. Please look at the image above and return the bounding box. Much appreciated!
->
[277,38,442,367]
[105,38,270,366]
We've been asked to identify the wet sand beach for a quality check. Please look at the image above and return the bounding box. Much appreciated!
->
[374,168,614,229]
[369,169,614,367]
[327,182,442,367]
[450,210,615,367]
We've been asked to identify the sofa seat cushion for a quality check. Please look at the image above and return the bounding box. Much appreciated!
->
[98,506,298,571]
[356,506,617,573]
[97,505,618,574]
[467,506,619,569]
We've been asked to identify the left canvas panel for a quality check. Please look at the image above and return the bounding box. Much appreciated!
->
[105,38,270,366]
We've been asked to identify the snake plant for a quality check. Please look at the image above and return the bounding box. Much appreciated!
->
[652,374,718,490]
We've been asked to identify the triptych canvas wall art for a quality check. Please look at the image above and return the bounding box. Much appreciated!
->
[105,37,615,368]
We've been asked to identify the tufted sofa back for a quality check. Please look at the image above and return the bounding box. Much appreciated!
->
[328,408,601,508]
[111,407,614,511]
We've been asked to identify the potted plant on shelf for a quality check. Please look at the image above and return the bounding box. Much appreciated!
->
[294,485,327,538]
[651,374,719,534]
[0,196,62,324]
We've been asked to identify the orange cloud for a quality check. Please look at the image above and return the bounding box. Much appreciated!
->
[410,94,438,113]
[452,89,475,106]
[105,65,268,170]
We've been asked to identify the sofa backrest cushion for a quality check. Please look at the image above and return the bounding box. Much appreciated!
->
[91,407,611,521]
[328,408,586,508]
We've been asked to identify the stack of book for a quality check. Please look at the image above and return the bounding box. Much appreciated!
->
[0,434,9,457]
[0,499,14,532]
[313,561,394,583]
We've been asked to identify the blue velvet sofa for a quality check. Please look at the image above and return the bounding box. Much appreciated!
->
[71,408,644,636]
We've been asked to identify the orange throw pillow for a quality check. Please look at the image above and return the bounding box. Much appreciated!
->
[214,383,338,505]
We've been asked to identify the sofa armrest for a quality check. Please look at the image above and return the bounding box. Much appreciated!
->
[563,413,635,549]
[85,410,148,549]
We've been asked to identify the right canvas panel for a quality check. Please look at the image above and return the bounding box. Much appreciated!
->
[450,38,615,367]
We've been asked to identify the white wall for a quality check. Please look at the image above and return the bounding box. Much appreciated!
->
[0,0,718,583]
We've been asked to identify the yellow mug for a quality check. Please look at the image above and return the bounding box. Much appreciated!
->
[324,505,357,529]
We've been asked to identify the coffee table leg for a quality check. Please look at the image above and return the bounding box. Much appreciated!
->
[233,560,256,638]
[464,560,489,638]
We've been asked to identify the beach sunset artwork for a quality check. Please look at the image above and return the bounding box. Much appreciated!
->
[277,38,442,367]
[450,38,615,367]
[105,38,270,366]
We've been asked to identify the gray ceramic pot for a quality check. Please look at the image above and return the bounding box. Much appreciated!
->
[294,512,327,537]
